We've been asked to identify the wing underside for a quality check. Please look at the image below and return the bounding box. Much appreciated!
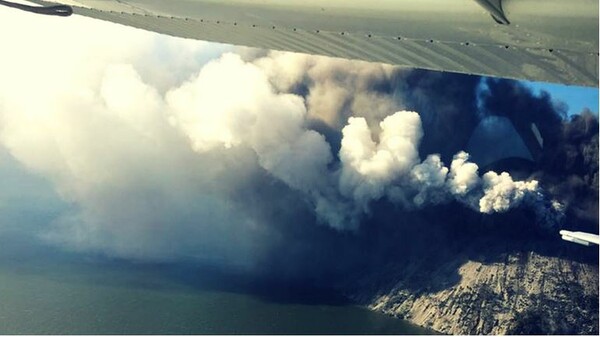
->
[28,0,599,86]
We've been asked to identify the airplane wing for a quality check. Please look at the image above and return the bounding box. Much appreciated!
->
[22,0,599,86]
[560,230,600,246]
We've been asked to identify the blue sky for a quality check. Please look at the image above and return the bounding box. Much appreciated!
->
[523,81,598,116]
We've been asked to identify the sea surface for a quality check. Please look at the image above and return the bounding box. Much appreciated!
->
[0,246,432,335]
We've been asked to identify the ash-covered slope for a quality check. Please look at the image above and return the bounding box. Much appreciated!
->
[337,205,599,335]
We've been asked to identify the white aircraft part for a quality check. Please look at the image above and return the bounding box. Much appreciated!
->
[560,230,600,246]
[531,123,544,149]
[27,0,599,86]
[561,235,591,246]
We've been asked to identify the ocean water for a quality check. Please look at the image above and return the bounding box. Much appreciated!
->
[0,254,432,335]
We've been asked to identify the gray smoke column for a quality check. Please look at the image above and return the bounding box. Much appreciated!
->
[251,51,403,130]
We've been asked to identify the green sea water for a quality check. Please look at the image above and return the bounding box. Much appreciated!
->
[0,254,433,335]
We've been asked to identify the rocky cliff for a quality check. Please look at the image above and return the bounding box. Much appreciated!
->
[336,205,599,335]
[367,251,598,335]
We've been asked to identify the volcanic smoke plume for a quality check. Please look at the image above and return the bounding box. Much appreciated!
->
[0,10,596,271]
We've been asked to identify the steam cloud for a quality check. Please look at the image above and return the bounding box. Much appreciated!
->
[0,9,592,269]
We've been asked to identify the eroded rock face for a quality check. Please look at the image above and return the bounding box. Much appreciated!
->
[332,202,598,335]
[363,252,598,335]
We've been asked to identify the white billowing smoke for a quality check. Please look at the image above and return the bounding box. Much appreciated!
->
[0,8,561,264]
[0,11,270,267]
[166,53,330,186]
[332,113,552,219]
[447,152,480,196]
[409,154,449,207]
[165,53,352,229]
[339,112,422,208]
[479,172,539,213]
